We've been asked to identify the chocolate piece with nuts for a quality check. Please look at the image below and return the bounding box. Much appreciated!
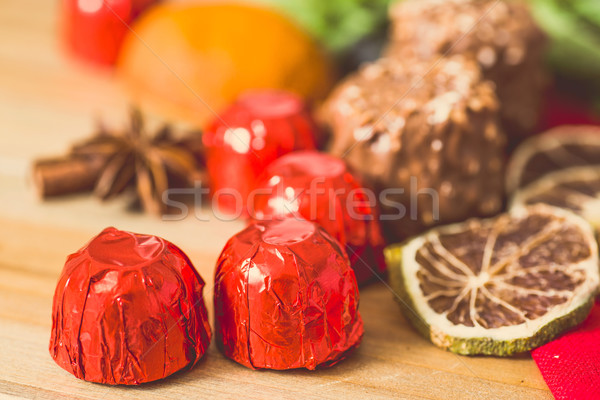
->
[321,55,506,241]
[386,0,548,138]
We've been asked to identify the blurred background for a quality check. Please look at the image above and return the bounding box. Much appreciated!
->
[2,0,600,172]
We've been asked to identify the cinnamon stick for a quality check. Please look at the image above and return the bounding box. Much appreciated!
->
[32,155,108,198]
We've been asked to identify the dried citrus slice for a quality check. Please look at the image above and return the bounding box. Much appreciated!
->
[506,125,600,194]
[511,166,600,229]
[386,204,599,356]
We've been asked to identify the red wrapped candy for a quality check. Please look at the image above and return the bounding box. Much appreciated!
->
[62,0,158,66]
[214,219,363,370]
[203,90,319,214]
[49,227,211,384]
[251,151,385,284]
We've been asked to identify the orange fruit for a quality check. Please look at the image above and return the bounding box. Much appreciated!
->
[510,166,600,230]
[505,126,600,194]
[116,2,335,126]
[506,126,600,229]
[386,204,599,356]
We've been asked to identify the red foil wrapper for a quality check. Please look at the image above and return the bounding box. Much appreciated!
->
[62,0,158,65]
[252,151,386,284]
[203,90,319,214]
[214,219,363,370]
[49,227,211,385]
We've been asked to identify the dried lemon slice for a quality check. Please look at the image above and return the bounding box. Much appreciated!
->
[511,166,600,229]
[506,126,600,195]
[386,204,599,356]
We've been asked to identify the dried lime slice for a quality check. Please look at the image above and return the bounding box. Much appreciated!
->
[386,204,599,356]
[506,126,600,194]
[511,166,600,229]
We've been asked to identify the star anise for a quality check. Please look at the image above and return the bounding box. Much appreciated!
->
[70,109,203,215]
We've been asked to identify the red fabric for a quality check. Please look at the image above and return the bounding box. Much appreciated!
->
[532,302,600,400]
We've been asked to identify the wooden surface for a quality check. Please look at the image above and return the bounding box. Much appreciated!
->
[0,1,553,399]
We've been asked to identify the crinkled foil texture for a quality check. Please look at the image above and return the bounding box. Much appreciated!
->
[49,227,211,385]
[214,220,364,370]
[253,151,386,284]
[203,91,319,214]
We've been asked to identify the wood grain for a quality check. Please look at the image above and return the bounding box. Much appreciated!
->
[0,0,552,398]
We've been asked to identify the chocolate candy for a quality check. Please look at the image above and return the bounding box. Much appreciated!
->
[49,227,211,384]
[321,55,506,241]
[251,150,385,284]
[386,0,548,138]
[214,219,363,370]
[203,90,319,214]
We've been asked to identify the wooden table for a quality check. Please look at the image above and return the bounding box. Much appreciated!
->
[0,1,553,398]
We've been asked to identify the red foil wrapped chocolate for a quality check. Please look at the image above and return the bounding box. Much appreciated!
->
[214,219,363,370]
[203,90,319,214]
[62,0,158,65]
[49,227,211,385]
[251,151,385,284]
